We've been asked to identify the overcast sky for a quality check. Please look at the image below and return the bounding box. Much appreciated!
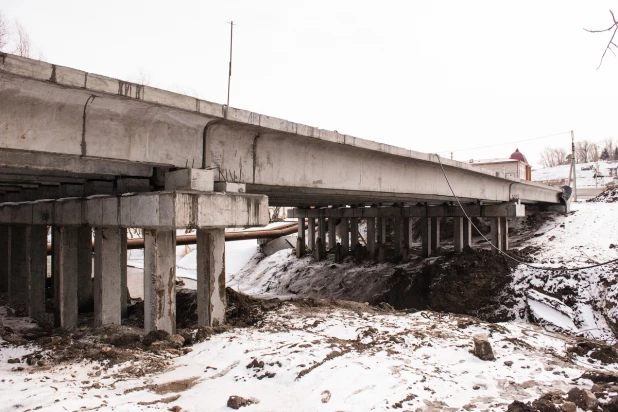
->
[1,1,617,168]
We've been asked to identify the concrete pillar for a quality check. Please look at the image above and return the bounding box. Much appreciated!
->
[9,225,28,309]
[350,218,359,250]
[421,218,432,258]
[120,229,127,318]
[328,217,336,251]
[143,229,176,333]
[490,217,503,254]
[26,226,47,317]
[196,228,226,327]
[93,227,123,326]
[53,226,79,329]
[430,217,440,252]
[318,217,327,253]
[296,218,304,258]
[77,227,93,313]
[394,218,402,257]
[0,225,8,293]
[463,218,472,249]
[308,218,316,251]
[340,218,349,252]
[500,218,509,251]
[377,218,385,245]
[366,218,376,258]
[453,217,464,253]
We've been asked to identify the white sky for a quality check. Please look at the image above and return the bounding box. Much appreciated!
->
[1,0,617,168]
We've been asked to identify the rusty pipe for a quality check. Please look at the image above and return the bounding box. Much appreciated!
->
[45,221,312,255]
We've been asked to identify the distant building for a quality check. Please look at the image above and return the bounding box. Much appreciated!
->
[469,149,532,181]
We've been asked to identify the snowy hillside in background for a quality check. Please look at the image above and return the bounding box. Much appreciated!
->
[533,160,618,188]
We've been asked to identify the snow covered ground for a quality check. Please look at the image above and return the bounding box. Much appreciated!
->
[2,303,615,411]
[533,160,618,188]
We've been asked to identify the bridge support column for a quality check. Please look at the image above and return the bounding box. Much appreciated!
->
[421,218,432,258]
[26,225,47,318]
[350,218,359,250]
[296,218,305,258]
[8,225,28,309]
[144,229,176,333]
[430,217,440,252]
[394,217,402,258]
[53,226,79,329]
[93,227,123,326]
[500,218,509,251]
[328,217,336,251]
[318,217,327,255]
[340,218,349,253]
[453,217,464,253]
[403,218,412,262]
[366,218,376,258]
[77,227,93,313]
[463,218,472,249]
[377,218,387,262]
[0,225,8,294]
[197,228,226,327]
[308,218,316,251]
[490,217,503,254]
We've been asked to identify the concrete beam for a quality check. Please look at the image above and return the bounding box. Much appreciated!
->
[144,229,176,333]
[289,204,526,219]
[196,228,226,327]
[0,191,269,229]
[165,169,214,192]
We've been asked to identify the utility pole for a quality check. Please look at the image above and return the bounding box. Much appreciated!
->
[571,130,577,202]
[226,21,235,118]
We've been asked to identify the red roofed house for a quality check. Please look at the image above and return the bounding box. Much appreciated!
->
[469,149,532,181]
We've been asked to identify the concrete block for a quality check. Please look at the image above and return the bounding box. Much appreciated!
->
[77,227,93,313]
[53,226,79,329]
[430,217,440,252]
[54,65,86,88]
[94,227,123,326]
[213,182,246,193]
[8,225,28,309]
[196,228,226,327]
[0,225,8,293]
[143,229,176,333]
[196,193,268,228]
[165,169,214,192]
[27,225,47,317]
[116,178,151,194]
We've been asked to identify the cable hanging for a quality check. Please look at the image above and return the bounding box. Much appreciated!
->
[432,154,618,271]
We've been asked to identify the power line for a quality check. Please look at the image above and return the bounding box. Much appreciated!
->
[433,153,618,271]
[436,131,572,155]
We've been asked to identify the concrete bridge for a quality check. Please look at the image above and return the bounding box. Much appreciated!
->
[0,53,565,334]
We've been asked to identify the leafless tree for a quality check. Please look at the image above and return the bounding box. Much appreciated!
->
[13,21,31,58]
[135,68,151,86]
[0,12,8,51]
[585,10,618,69]
[576,140,593,163]
[603,138,616,160]
[539,147,569,168]
[590,143,600,162]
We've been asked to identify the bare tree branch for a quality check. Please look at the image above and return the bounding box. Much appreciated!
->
[13,21,31,58]
[0,11,8,51]
[585,10,618,69]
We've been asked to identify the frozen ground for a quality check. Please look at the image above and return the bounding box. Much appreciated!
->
[533,160,618,188]
[2,302,617,411]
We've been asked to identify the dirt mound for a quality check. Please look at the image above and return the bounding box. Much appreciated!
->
[378,248,519,321]
[587,186,618,203]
